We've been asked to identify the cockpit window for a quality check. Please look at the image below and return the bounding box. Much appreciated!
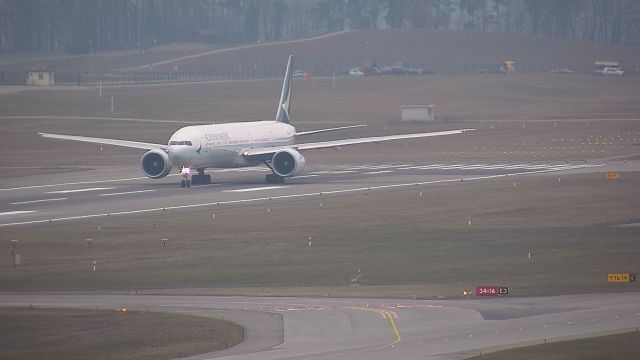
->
[169,141,192,146]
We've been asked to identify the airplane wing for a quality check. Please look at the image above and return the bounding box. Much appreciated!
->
[242,128,474,157]
[39,132,166,150]
[295,124,366,136]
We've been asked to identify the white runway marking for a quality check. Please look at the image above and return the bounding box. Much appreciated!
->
[100,189,157,197]
[311,170,357,175]
[47,187,114,194]
[226,186,288,193]
[399,164,447,170]
[295,174,319,178]
[1,176,158,192]
[0,168,269,192]
[0,164,607,228]
[363,170,394,175]
[10,198,68,205]
[398,163,599,172]
[0,211,36,216]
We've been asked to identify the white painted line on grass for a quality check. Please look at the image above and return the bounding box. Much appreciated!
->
[47,187,114,194]
[0,164,606,228]
[0,211,36,216]
[226,186,288,193]
[10,198,68,205]
[100,189,157,197]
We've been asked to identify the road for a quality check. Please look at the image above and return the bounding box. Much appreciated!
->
[1,160,626,228]
[0,292,638,360]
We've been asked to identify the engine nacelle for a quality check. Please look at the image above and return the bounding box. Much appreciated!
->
[271,149,306,177]
[141,149,172,179]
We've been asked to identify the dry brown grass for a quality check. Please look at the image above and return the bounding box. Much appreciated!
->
[465,331,640,360]
[1,171,638,298]
[0,307,243,360]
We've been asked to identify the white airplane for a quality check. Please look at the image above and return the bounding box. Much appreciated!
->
[40,55,473,187]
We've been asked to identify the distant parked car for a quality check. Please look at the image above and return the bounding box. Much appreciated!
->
[359,66,381,75]
[380,62,423,75]
[349,68,365,76]
[600,67,624,76]
[550,68,575,74]
[293,70,307,77]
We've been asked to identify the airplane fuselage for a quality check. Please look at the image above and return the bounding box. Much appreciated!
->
[167,121,295,169]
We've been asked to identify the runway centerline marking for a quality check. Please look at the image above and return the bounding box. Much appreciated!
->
[363,170,394,175]
[10,198,68,205]
[225,186,288,193]
[0,211,36,216]
[47,187,114,194]
[0,164,606,227]
[0,176,163,192]
[100,189,157,197]
[294,174,319,178]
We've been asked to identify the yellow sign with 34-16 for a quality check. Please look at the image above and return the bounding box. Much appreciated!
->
[608,273,636,283]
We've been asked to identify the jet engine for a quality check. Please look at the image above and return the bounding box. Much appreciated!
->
[141,149,172,178]
[271,149,306,177]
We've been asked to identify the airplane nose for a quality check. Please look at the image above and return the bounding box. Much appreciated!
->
[168,146,194,165]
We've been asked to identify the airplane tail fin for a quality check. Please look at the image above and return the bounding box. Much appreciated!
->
[275,55,293,124]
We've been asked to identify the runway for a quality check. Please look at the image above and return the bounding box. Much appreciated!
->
[0,160,626,228]
[0,292,638,360]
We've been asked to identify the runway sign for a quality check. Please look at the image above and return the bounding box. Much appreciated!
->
[605,172,620,180]
[607,273,636,283]
[476,286,498,296]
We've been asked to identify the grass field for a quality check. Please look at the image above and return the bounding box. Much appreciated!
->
[0,43,218,73]
[465,331,640,360]
[1,171,638,297]
[0,307,243,360]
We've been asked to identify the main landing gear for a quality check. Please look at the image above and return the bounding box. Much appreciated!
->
[263,162,285,184]
[265,173,285,184]
[180,167,211,188]
[191,168,211,185]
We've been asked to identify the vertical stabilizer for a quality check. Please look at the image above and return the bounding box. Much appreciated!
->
[275,55,293,124]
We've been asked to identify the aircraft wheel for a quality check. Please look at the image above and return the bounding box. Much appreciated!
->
[266,174,285,184]
[186,180,191,188]
[180,179,186,188]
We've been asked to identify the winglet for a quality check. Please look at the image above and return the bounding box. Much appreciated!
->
[275,55,293,124]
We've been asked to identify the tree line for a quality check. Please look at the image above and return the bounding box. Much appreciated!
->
[1,0,638,54]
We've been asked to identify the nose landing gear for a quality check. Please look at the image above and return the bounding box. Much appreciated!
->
[180,166,192,188]
[180,167,210,187]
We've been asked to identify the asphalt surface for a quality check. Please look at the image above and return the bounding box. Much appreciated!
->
[0,160,628,228]
[0,292,638,360]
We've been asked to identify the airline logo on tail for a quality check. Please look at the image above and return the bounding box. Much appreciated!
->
[275,55,293,124]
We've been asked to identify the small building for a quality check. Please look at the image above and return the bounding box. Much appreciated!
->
[400,105,435,122]
[26,71,55,86]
